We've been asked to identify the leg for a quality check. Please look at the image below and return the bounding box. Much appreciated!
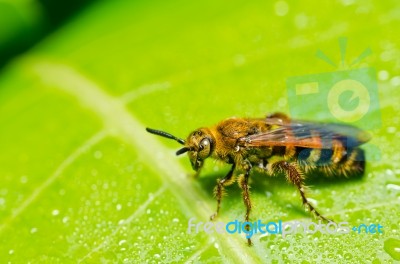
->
[270,160,330,221]
[238,162,252,245]
[210,164,236,220]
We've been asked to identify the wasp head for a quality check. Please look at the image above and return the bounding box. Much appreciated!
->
[181,129,214,171]
[146,127,214,171]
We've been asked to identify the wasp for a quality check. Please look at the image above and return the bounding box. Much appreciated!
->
[146,113,370,245]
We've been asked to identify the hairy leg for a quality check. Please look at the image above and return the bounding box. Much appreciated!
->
[269,160,331,221]
[238,162,252,245]
[210,164,236,220]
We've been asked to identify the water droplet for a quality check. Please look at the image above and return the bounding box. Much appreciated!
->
[30,228,37,234]
[154,254,161,258]
[20,176,28,184]
[378,70,389,81]
[172,218,179,223]
[94,150,103,159]
[386,183,400,191]
[275,0,289,16]
[294,13,308,29]
[380,51,393,62]
[390,76,400,87]
[146,209,151,214]
[384,238,400,260]
[9,249,14,255]
[307,198,318,206]
[116,204,122,211]
[278,97,287,107]
[341,0,355,6]
[52,209,60,216]
[233,54,246,66]
[119,239,126,246]
[91,169,98,176]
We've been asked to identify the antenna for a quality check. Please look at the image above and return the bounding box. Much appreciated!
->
[146,128,185,145]
[176,147,190,155]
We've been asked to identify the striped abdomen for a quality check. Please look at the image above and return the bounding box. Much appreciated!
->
[295,143,365,177]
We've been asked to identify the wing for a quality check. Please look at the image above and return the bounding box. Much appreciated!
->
[243,118,371,149]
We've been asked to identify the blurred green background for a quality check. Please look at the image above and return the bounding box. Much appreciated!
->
[0,0,399,263]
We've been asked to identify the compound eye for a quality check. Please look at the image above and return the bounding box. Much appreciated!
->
[198,138,211,159]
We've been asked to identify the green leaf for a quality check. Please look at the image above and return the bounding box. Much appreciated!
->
[1,0,399,263]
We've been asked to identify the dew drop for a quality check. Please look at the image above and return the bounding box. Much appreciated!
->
[233,54,246,66]
[378,70,389,81]
[52,209,60,216]
[275,0,289,16]
[94,151,103,159]
[20,176,28,184]
[294,13,308,29]
[384,238,400,260]
[344,253,352,260]
[307,198,318,206]
[390,76,400,87]
[278,97,287,107]
[341,0,355,6]
[386,183,400,191]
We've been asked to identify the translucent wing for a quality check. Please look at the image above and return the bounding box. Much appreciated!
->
[244,118,371,149]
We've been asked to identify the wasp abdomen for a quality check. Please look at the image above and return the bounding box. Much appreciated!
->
[297,146,365,177]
